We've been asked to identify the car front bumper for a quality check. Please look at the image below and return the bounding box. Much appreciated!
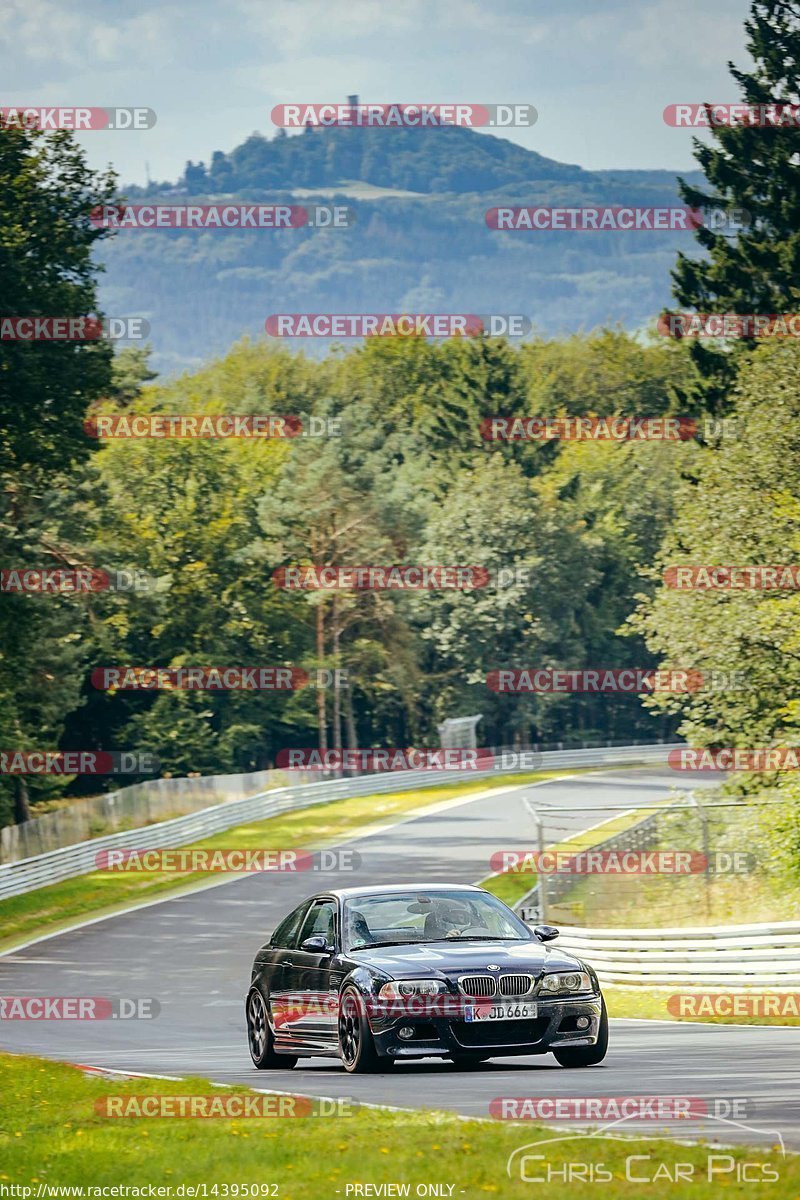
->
[368,994,604,1059]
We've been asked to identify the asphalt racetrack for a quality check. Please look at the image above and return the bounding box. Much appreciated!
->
[2,767,798,1150]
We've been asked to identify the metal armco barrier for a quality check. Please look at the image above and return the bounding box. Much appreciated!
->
[0,742,677,901]
[553,922,800,988]
[0,767,302,863]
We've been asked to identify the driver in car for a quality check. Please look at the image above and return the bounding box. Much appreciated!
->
[346,909,375,948]
[418,898,483,940]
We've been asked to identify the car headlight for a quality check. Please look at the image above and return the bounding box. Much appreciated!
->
[538,971,593,995]
[378,979,445,999]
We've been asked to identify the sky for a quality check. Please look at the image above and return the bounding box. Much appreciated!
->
[1,0,754,186]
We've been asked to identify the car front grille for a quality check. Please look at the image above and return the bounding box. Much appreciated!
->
[452,1018,548,1047]
[498,973,534,997]
[458,974,497,998]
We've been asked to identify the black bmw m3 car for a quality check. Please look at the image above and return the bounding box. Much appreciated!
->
[246,883,608,1073]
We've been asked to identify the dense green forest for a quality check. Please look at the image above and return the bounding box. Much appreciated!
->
[6,326,800,825]
[2,327,698,823]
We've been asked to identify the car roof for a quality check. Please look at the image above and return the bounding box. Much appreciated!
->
[313,883,486,901]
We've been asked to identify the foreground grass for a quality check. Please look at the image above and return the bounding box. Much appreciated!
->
[0,770,569,950]
[0,1053,793,1197]
[605,986,800,1027]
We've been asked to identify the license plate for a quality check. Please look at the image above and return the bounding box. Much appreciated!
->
[464,1001,537,1022]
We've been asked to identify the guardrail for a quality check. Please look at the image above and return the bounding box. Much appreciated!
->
[0,742,677,901]
[553,922,800,988]
[0,767,303,864]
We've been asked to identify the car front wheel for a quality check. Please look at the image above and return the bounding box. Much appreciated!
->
[246,987,297,1069]
[338,986,383,1073]
[553,1000,608,1067]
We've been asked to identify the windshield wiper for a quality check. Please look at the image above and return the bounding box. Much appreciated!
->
[441,936,519,942]
[349,939,428,950]
[349,935,521,950]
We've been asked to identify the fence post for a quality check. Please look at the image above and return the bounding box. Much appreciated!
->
[690,790,711,919]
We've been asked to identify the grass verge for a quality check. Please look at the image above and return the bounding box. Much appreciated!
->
[0,1052,793,1197]
[605,985,800,1026]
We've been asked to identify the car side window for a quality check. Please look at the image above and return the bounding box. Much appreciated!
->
[270,903,310,949]
[299,900,337,947]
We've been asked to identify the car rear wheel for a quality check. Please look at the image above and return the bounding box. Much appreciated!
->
[553,1001,608,1067]
[246,987,297,1069]
[338,986,382,1073]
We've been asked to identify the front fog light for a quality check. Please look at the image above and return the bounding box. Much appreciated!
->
[398,1026,415,1040]
[576,1016,590,1029]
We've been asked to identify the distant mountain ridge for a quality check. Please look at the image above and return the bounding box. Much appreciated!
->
[104,122,704,375]
[133,121,700,199]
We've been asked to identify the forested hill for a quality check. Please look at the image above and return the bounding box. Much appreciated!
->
[135,123,701,199]
[103,122,704,375]
[148,125,601,195]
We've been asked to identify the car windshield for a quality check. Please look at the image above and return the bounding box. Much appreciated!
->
[342,890,531,951]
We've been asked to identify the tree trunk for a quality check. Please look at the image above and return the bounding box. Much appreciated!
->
[331,600,342,777]
[315,602,328,754]
[14,775,31,823]
[344,679,358,775]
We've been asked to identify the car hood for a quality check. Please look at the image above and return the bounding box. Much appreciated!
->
[348,939,584,978]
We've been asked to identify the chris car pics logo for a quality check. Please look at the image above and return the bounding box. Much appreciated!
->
[506,1114,784,1185]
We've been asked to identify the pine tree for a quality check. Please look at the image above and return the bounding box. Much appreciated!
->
[0,118,116,821]
[670,0,800,412]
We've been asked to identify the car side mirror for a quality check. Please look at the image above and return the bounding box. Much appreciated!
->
[533,924,560,942]
[301,934,334,954]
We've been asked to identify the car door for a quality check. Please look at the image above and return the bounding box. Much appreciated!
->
[280,898,339,1048]
[258,901,311,1044]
